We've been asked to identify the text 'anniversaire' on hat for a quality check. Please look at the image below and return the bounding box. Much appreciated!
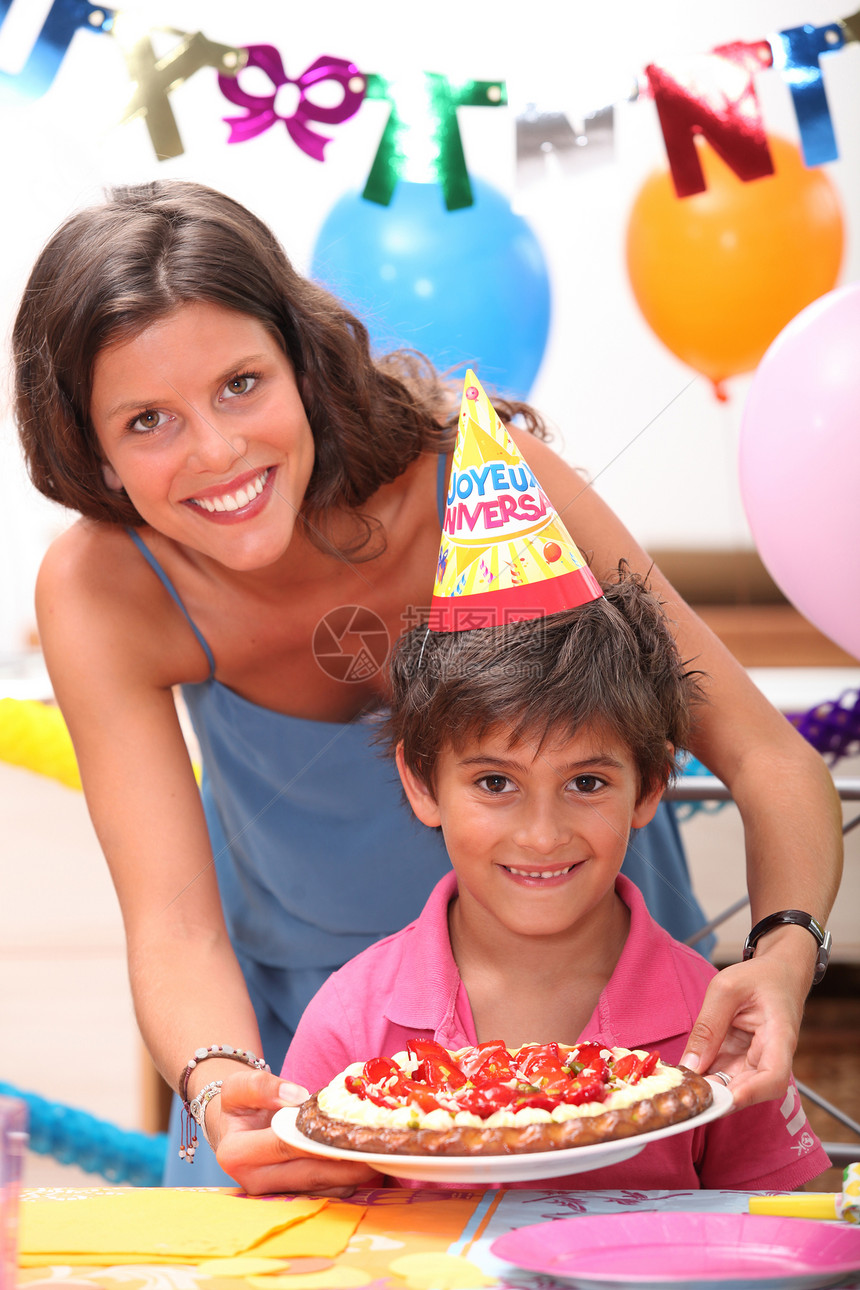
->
[429,371,603,633]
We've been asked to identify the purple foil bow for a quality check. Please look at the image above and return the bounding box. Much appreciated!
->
[218,46,365,160]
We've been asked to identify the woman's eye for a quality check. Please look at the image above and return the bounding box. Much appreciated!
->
[222,373,257,399]
[131,409,168,433]
[479,774,513,794]
[570,775,602,794]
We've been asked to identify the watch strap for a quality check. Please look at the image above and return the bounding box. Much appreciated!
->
[743,910,832,984]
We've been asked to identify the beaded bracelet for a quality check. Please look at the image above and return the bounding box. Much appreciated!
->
[178,1046,269,1163]
[179,1045,270,1104]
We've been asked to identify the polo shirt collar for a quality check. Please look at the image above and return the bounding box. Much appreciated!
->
[385,871,470,1043]
[384,870,695,1053]
[584,873,696,1049]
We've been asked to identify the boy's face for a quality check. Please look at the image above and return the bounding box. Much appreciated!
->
[397,724,663,942]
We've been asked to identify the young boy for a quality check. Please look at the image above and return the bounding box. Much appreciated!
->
[216,374,826,1194]
[276,572,827,1191]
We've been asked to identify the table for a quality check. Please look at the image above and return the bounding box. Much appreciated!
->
[15,1186,860,1290]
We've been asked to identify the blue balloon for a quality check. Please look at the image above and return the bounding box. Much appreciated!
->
[310,178,551,398]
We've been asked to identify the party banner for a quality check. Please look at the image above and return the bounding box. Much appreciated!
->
[0,2,858,202]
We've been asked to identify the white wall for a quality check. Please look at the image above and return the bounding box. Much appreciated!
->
[1,0,858,652]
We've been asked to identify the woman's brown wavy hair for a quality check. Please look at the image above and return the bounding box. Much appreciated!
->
[13,180,547,555]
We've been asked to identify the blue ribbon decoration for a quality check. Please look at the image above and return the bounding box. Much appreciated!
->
[0,1081,167,1186]
[0,0,113,102]
[771,23,845,166]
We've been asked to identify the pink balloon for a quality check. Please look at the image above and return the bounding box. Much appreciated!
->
[739,282,860,663]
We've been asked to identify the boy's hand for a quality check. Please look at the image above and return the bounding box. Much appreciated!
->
[213,1070,382,1196]
[680,929,815,1109]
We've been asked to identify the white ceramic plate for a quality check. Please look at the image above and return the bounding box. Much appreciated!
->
[271,1079,732,1184]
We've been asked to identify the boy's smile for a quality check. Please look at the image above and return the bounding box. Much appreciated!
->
[398,724,663,948]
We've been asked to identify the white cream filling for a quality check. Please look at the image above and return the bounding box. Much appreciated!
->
[190,469,268,513]
[317,1047,684,1130]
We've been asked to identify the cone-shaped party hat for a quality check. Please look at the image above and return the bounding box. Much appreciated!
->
[429,371,603,632]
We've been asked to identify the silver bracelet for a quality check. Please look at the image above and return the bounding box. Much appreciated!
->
[189,1079,223,1128]
[180,1081,223,1162]
[190,1080,222,1149]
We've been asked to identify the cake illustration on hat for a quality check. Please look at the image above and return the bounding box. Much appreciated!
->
[429,371,603,632]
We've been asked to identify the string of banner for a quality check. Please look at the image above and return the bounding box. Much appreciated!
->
[0,3,858,209]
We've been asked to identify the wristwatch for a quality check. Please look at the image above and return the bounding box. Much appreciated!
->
[743,910,832,984]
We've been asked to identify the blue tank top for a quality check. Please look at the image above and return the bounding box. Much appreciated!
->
[127,454,712,1183]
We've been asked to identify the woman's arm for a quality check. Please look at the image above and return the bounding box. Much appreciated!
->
[216,967,382,1194]
[511,429,843,1106]
[35,526,276,1142]
[216,1071,381,1196]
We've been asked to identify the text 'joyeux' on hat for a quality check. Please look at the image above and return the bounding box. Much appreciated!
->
[429,371,603,632]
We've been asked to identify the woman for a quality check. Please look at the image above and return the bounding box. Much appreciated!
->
[13,180,841,1189]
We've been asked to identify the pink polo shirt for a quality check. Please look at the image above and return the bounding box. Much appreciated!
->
[283,873,827,1190]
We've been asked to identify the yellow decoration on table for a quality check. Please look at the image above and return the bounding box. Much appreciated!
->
[18,1278,105,1290]
[249,1203,365,1258]
[200,1279,280,1290]
[194,1257,290,1276]
[749,1162,860,1222]
[388,1252,496,1289]
[749,1193,842,1219]
[248,1271,372,1290]
[19,1191,328,1265]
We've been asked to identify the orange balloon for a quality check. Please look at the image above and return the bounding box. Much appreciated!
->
[625,135,844,397]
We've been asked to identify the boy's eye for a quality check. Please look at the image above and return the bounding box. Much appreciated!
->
[222,373,258,399]
[478,774,514,794]
[570,775,602,794]
[130,409,168,433]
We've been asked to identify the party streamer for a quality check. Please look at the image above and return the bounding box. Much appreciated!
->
[0,0,113,101]
[772,22,845,166]
[114,22,247,159]
[644,42,774,197]
[219,46,365,159]
[362,71,505,209]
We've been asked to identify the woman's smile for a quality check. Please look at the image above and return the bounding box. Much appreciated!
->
[185,466,275,519]
[90,301,315,569]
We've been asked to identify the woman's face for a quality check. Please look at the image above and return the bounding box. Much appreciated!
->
[90,301,316,571]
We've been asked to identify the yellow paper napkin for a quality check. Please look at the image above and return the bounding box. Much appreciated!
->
[249,1202,366,1258]
[19,1190,327,1265]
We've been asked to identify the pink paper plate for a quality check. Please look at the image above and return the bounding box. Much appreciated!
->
[490,1211,860,1290]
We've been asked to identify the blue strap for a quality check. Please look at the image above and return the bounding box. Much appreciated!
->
[436,452,449,525]
[125,529,215,678]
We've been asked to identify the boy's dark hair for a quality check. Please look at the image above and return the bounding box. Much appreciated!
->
[13,180,546,556]
[385,566,704,800]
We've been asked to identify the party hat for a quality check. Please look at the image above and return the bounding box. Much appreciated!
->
[429,371,602,632]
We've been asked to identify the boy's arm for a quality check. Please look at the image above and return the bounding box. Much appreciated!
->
[696,1079,830,1190]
